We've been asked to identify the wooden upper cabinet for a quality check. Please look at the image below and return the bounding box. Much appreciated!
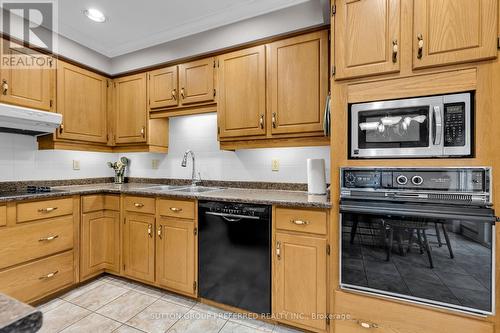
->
[122,212,155,283]
[179,57,215,105]
[335,0,401,79]
[413,0,498,69]
[114,73,147,144]
[218,45,266,138]
[267,31,328,135]
[0,41,54,111]
[156,217,196,296]
[148,66,178,110]
[273,232,327,332]
[57,61,108,143]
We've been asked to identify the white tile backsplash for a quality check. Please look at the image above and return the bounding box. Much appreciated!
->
[0,113,330,183]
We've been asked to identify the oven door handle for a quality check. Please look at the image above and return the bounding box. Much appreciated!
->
[433,105,443,145]
[340,203,496,224]
[205,211,261,220]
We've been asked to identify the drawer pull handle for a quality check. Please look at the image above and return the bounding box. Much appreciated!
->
[356,320,378,329]
[134,203,144,208]
[38,207,58,213]
[170,207,183,212]
[39,235,59,242]
[39,270,59,280]
[291,219,310,225]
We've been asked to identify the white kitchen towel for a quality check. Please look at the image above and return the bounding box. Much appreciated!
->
[307,158,326,195]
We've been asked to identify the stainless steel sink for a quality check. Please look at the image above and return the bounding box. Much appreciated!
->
[139,185,186,191]
[172,186,222,193]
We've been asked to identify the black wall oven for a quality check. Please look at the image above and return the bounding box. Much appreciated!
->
[340,167,496,315]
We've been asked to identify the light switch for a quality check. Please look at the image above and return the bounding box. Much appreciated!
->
[72,160,80,170]
[271,159,280,172]
[152,159,160,170]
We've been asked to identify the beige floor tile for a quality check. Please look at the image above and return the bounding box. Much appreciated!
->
[61,279,107,302]
[60,313,121,333]
[69,282,129,311]
[161,293,196,309]
[113,325,145,333]
[228,316,275,332]
[126,299,190,333]
[167,309,227,333]
[104,276,142,289]
[96,290,158,323]
[221,320,274,333]
[39,302,91,333]
[192,302,231,319]
[132,284,166,299]
[37,298,66,313]
[272,324,306,333]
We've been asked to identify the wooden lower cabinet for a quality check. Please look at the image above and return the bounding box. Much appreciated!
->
[273,232,327,332]
[156,217,196,296]
[122,212,155,283]
[332,291,493,333]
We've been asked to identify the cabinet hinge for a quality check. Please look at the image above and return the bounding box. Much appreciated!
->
[106,81,109,88]
[49,99,53,108]
[497,37,500,49]
[213,89,216,98]
[327,244,331,256]
[194,227,198,236]
[326,314,331,326]
[217,127,220,135]
[331,66,336,76]
[213,60,216,68]
[123,264,126,271]
[193,281,197,291]
[331,3,336,16]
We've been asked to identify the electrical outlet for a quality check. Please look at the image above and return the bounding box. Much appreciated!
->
[72,160,80,170]
[271,159,280,172]
[152,159,159,170]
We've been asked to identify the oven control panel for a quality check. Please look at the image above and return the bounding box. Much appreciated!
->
[342,168,488,193]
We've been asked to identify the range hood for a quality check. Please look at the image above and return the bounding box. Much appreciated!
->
[0,103,62,136]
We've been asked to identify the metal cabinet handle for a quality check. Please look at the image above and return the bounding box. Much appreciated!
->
[148,224,152,237]
[157,225,162,239]
[291,219,310,225]
[2,79,8,95]
[417,34,424,59]
[180,88,185,99]
[39,270,59,280]
[170,207,183,212]
[276,241,281,260]
[356,320,378,329]
[134,203,144,208]
[259,114,264,129]
[140,127,145,138]
[272,112,277,128]
[392,39,398,63]
[39,235,59,242]
[38,207,58,213]
[172,88,177,100]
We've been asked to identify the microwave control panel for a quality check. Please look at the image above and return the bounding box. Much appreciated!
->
[444,102,466,147]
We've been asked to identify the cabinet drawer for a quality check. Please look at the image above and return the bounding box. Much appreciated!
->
[82,195,120,213]
[17,198,73,223]
[158,199,195,219]
[333,291,493,333]
[123,196,155,214]
[0,251,74,303]
[0,215,74,269]
[0,205,6,227]
[275,207,327,235]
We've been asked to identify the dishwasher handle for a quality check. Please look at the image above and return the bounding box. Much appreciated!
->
[205,211,262,221]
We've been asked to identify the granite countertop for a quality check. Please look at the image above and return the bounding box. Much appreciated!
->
[0,183,331,209]
[0,293,42,333]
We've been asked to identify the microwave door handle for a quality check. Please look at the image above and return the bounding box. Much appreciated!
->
[433,105,443,145]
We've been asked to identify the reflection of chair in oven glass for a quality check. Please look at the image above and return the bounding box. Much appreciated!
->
[348,216,385,247]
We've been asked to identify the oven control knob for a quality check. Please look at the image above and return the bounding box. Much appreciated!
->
[412,175,424,186]
[396,175,408,185]
[345,172,356,184]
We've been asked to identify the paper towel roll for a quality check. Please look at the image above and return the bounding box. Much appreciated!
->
[307,159,326,195]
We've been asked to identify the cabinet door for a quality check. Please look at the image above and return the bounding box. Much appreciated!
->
[0,41,54,111]
[81,210,120,279]
[148,66,178,109]
[179,57,215,105]
[273,232,327,332]
[156,217,196,296]
[218,46,266,138]
[57,62,108,143]
[413,0,497,69]
[335,0,401,79]
[123,213,155,283]
[267,31,328,135]
[114,73,147,144]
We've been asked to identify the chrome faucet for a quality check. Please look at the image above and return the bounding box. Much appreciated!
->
[181,150,200,186]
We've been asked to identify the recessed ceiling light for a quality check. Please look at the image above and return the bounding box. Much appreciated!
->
[83,8,106,23]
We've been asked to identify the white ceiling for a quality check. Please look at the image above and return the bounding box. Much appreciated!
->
[56,0,310,58]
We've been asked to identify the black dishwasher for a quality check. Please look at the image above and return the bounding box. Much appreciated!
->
[198,201,271,314]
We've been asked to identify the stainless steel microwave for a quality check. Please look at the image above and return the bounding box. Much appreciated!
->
[350,92,473,159]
